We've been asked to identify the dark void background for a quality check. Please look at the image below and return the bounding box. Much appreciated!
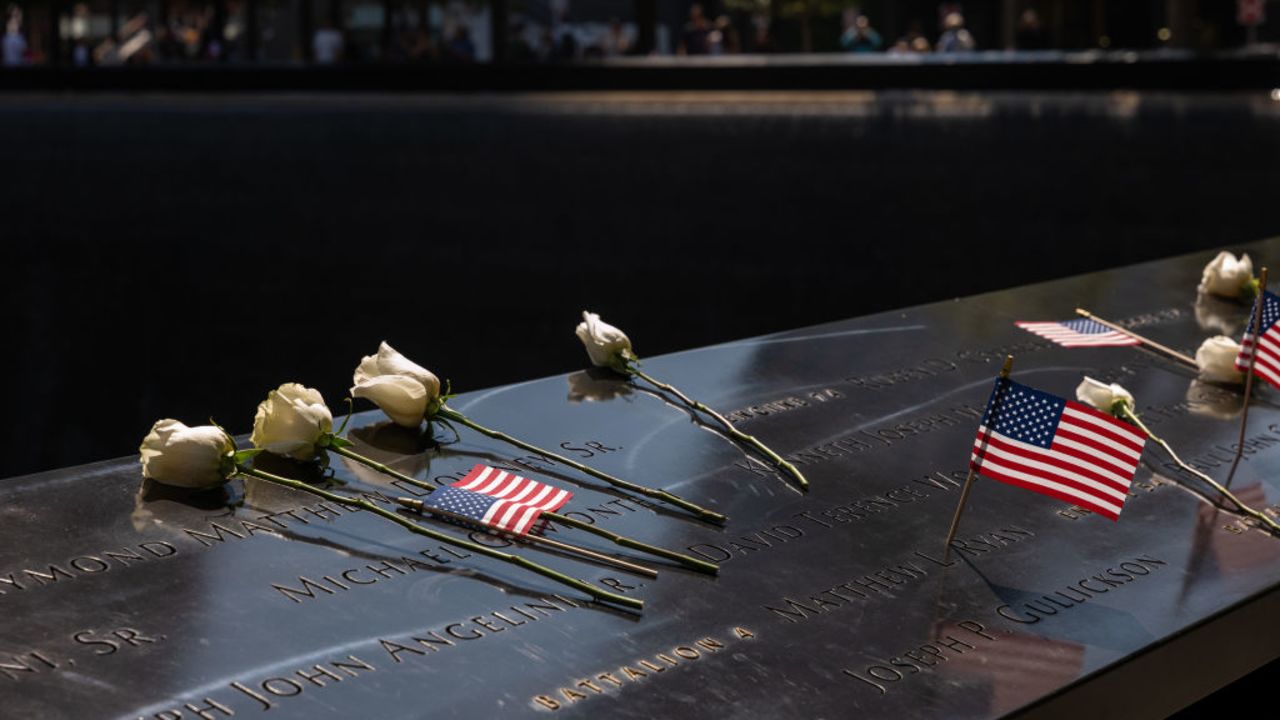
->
[4,90,1279,479]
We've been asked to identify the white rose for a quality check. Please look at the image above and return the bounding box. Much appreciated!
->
[1195,336,1245,384]
[349,341,441,428]
[1198,251,1254,299]
[139,419,235,488]
[1075,376,1136,416]
[251,383,333,460]
[575,311,634,371]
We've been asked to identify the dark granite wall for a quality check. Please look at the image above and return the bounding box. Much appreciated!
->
[4,90,1279,477]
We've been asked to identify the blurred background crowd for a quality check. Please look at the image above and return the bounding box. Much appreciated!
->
[2,0,1277,67]
[4,0,1279,707]
[3,1,1279,486]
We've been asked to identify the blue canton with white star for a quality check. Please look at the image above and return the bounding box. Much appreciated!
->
[1061,318,1113,334]
[1244,290,1280,336]
[423,486,499,525]
[979,378,1065,449]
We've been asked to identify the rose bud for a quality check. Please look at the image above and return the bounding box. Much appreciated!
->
[349,341,442,428]
[575,311,634,372]
[1198,251,1255,300]
[139,419,235,489]
[1195,336,1245,384]
[1075,376,1136,417]
[250,383,333,460]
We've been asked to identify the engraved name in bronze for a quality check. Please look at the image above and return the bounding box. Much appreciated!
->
[0,541,178,597]
[843,620,998,694]
[724,388,843,424]
[733,404,984,478]
[532,627,756,711]
[763,525,1035,624]
[995,555,1167,624]
[687,486,933,564]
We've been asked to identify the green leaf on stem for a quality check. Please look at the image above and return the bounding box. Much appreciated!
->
[335,398,355,435]
[323,433,355,450]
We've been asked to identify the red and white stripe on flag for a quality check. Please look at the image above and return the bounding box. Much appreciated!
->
[1015,319,1140,347]
[1235,291,1280,388]
[451,464,573,531]
[1234,332,1280,388]
[971,400,1145,521]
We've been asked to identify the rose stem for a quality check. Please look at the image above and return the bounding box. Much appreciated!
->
[325,443,719,574]
[1120,408,1280,534]
[234,465,644,610]
[625,365,808,490]
[435,406,727,525]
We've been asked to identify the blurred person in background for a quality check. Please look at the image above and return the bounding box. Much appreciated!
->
[313,19,344,64]
[708,15,739,54]
[751,13,775,53]
[679,3,710,55]
[1015,8,1047,49]
[537,26,556,61]
[446,25,476,63]
[71,37,91,66]
[154,24,181,62]
[890,21,930,53]
[508,20,537,62]
[3,6,28,66]
[601,18,630,57]
[840,11,882,53]
[936,11,975,53]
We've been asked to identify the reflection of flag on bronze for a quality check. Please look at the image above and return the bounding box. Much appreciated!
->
[935,622,1085,715]
[1196,483,1275,574]
[1235,289,1280,388]
[425,464,574,535]
[1015,319,1140,347]
[970,379,1146,520]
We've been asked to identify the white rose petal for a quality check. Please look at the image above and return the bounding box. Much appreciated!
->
[575,311,633,369]
[1075,376,1135,416]
[349,341,441,428]
[353,374,431,427]
[1198,251,1254,298]
[139,419,234,488]
[1195,335,1245,384]
[250,382,334,460]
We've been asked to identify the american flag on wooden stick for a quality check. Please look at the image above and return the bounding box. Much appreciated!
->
[970,379,1146,521]
[1235,289,1280,388]
[1015,319,1140,347]
[423,464,573,535]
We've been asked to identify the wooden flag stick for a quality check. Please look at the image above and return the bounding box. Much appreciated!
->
[394,497,659,578]
[1225,267,1269,489]
[945,355,1015,553]
[1073,308,1197,368]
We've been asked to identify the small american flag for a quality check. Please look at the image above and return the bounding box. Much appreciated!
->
[970,378,1146,521]
[1015,319,1140,347]
[1235,289,1280,388]
[425,464,573,535]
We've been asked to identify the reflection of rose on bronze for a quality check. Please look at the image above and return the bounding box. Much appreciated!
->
[132,477,237,532]
[1194,293,1246,336]
[1186,379,1244,420]
[566,369,634,403]
[240,454,337,511]
[349,421,437,456]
